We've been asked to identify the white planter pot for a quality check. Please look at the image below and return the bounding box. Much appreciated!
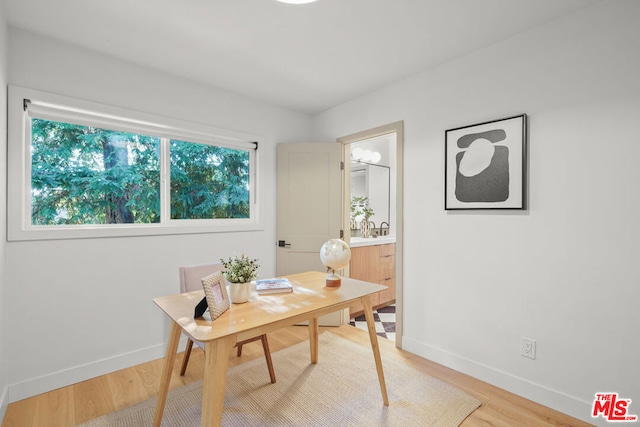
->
[229,282,252,304]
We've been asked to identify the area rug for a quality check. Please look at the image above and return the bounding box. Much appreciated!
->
[78,333,480,426]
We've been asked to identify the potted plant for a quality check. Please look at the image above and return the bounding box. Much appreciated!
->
[220,254,259,303]
[350,196,374,237]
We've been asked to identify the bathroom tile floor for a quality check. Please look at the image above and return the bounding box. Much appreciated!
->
[349,304,395,341]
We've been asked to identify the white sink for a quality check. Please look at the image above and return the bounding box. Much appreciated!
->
[349,235,396,247]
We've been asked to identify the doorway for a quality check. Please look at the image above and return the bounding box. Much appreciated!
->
[338,121,404,348]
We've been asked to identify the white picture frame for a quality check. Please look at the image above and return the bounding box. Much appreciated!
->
[445,114,527,210]
[201,271,230,320]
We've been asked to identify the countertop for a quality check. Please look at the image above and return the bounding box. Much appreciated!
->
[349,235,396,248]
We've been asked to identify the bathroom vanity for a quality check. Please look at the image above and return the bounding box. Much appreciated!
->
[348,236,396,317]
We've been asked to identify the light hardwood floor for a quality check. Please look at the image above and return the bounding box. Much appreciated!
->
[2,325,592,427]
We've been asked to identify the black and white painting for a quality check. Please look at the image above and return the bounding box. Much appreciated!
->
[445,114,526,210]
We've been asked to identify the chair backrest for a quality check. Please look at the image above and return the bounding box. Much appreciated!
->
[179,263,224,293]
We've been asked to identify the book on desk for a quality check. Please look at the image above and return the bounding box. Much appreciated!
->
[255,278,293,295]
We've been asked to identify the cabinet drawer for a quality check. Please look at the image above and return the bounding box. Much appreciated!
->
[378,254,395,281]
[378,278,395,306]
[378,243,395,257]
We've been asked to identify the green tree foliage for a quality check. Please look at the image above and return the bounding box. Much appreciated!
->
[30,119,250,225]
[31,119,160,225]
[170,140,250,219]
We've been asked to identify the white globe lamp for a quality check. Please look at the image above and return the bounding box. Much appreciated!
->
[320,239,352,287]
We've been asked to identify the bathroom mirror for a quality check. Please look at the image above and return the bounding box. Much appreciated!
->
[350,137,392,234]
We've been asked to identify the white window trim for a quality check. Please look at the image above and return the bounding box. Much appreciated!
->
[8,85,263,241]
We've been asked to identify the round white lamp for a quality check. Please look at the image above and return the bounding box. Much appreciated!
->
[320,239,352,287]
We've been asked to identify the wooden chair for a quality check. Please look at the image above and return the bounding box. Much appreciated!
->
[178,263,276,383]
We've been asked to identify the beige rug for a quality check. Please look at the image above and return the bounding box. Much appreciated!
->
[79,333,480,426]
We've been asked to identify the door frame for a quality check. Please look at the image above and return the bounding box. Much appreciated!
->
[337,121,404,349]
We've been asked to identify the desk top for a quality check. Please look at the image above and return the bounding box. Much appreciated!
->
[153,271,386,343]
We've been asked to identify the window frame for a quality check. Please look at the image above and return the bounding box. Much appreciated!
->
[8,85,262,241]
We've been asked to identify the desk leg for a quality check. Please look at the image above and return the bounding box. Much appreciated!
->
[153,321,182,427]
[201,335,236,427]
[362,296,389,406]
[309,317,319,364]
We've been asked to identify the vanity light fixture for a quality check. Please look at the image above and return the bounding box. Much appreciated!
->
[277,0,318,4]
[352,147,381,164]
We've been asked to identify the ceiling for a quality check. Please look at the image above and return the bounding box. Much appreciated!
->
[3,0,598,115]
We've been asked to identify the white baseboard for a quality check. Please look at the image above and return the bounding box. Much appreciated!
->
[401,336,597,426]
[0,386,9,425]
[8,336,189,403]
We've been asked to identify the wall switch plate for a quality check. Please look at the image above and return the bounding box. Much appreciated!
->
[521,337,536,359]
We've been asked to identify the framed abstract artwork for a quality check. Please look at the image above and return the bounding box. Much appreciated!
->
[445,114,527,210]
[201,271,230,320]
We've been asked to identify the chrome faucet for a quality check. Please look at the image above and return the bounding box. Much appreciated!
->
[368,221,377,237]
[379,222,390,236]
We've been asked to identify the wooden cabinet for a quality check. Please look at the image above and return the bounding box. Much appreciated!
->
[348,243,396,317]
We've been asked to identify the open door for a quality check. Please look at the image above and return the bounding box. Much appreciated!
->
[276,143,342,274]
[276,142,344,325]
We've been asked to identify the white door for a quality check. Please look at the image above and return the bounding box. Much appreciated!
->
[276,142,345,325]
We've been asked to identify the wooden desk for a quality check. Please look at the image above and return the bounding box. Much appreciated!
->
[152,271,389,427]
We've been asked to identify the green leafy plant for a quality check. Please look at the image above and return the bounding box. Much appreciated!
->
[350,196,374,224]
[220,254,260,283]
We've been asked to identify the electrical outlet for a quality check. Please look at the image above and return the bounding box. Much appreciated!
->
[521,337,536,360]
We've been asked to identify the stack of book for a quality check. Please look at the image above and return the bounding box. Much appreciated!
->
[255,278,293,295]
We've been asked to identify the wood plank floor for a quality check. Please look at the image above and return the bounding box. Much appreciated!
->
[2,325,592,427]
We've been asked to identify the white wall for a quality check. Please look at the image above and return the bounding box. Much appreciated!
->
[312,1,640,425]
[5,28,311,401]
[0,3,10,421]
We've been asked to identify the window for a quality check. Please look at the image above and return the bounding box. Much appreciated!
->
[169,139,250,220]
[8,86,260,240]
[31,119,162,226]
